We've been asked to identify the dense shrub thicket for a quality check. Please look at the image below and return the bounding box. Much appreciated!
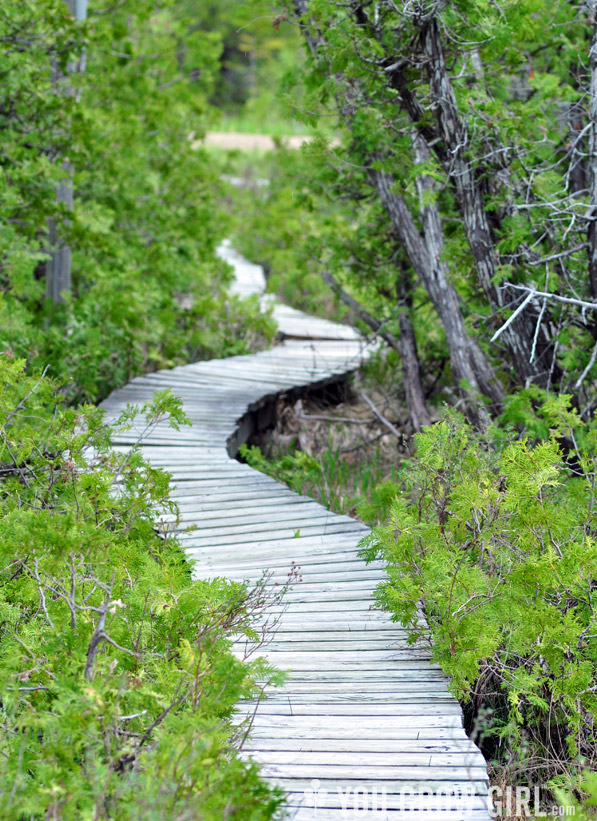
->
[0,356,285,819]
[1,0,275,404]
[227,143,467,415]
[361,393,597,792]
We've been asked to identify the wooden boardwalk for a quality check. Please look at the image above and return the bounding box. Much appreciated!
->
[102,244,490,820]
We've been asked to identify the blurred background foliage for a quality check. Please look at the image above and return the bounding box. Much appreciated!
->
[0,0,284,406]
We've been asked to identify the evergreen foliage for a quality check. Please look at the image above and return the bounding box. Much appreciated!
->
[361,396,597,787]
[237,0,597,428]
[8,0,597,811]
[0,356,284,819]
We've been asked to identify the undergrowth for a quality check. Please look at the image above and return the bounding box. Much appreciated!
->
[1,1,277,406]
[0,356,285,820]
[238,369,597,812]
[361,393,597,809]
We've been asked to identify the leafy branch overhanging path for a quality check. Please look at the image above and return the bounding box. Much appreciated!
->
[102,245,490,820]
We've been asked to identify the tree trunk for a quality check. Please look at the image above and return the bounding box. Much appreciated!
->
[46,173,73,303]
[380,16,546,384]
[418,19,543,383]
[292,0,502,421]
[372,168,501,423]
[396,266,432,432]
[412,134,504,405]
[321,270,431,431]
[46,0,86,304]
[568,101,587,197]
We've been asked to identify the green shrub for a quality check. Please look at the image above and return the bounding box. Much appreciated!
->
[240,443,324,494]
[225,144,448,404]
[360,395,597,789]
[0,356,284,819]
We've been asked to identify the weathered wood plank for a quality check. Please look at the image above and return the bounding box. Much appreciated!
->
[240,702,463,716]
[258,763,489,780]
[242,715,465,731]
[242,738,479,753]
[289,809,490,820]
[182,524,367,546]
[248,751,486,768]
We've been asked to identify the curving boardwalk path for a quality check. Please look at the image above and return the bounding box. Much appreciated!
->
[102,245,490,820]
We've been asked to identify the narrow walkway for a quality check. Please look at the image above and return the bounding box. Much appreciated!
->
[102,246,490,820]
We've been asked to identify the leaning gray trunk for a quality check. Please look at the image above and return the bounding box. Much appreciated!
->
[46,173,73,303]
[46,0,87,304]
[412,134,504,405]
[396,266,432,432]
[372,168,502,421]
[416,18,545,383]
[292,0,501,419]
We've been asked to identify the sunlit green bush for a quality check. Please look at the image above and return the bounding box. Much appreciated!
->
[0,357,283,819]
[361,395,597,790]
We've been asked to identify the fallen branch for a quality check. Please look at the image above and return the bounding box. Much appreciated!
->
[360,392,402,439]
[490,291,534,343]
[575,340,597,390]
[504,284,597,312]
[298,413,369,425]
[340,432,394,454]
[491,282,597,346]
[527,243,588,266]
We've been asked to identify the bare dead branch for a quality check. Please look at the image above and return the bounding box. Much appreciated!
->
[360,391,402,439]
